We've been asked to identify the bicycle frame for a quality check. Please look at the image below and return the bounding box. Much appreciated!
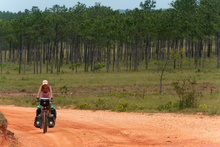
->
[40,98,50,133]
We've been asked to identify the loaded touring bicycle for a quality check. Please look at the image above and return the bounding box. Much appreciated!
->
[34,98,57,133]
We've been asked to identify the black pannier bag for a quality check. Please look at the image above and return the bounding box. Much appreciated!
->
[34,116,41,128]
[40,98,50,106]
[48,117,55,128]
[36,107,57,120]
[51,108,57,120]
[36,108,41,116]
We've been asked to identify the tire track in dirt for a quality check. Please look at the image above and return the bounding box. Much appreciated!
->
[1,105,220,147]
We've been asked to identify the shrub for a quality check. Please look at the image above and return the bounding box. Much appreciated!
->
[0,75,6,82]
[61,70,65,74]
[69,63,81,71]
[197,104,209,113]
[173,78,200,110]
[113,103,129,112]
[195,68,201,73]
[0,112,6,122]
[108,91,134,97]
[5,71,10,75]
[94,63,105,71]
[21,77,29,81]
[93,98,111,110]
[13,65,23,71]
[157,101,178,112]
[60,85,69,94]
[75,102,91,110]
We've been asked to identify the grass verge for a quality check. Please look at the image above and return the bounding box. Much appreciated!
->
[0,112,6,122]
[0,60,220,115]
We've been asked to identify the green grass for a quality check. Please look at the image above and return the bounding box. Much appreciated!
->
[0,112,6,122]
[0,57,220,115]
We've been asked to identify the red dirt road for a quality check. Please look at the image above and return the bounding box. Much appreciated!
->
[1,105,220,147]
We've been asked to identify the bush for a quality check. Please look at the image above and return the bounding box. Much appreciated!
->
[0,75,6,82]
[75,102,91,110]
[13,65,23,71]
[69,63,80,71]
[94,63,105,71]
[114,103,129,112]
[196,68,201,73]
[108,91,134,97]
[173,78,200,110]
[112,103,144,112]
[5,71,10,74]
[60,85,69,94]
[93,98,111,110]
[157,101,178,112]
[0,112,6,122]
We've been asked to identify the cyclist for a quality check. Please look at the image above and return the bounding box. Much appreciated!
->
[36,80,54,117]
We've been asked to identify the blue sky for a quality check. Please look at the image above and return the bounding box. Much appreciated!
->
[0,0,173,12]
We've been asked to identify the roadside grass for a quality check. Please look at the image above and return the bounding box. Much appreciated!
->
[0,57,220,114]
[197,91,220,115]
[0,93,179,113]
[0,112,6,122]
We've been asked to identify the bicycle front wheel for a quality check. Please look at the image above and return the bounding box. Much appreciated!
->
[43,111,47,133]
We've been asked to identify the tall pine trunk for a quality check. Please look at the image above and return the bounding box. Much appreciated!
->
[34,44,36,74]
[40,43,42,74]
[145,39,149,70]
[125,43,129,71]
[23,41,26,74]
[106,43,110,72]
[202,38,206,69]
[56,42,59,74]
[195,40,198,69]
[19,35,23,74]
[84,43,88,72]
[217,33,220,68]
[51,43,55,74]
[9,41,12,60]
[117,43,120,72]
[0,46,2,75]
[112,44,115,71]
[207,37,211,58]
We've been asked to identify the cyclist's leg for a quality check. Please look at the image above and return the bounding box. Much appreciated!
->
[48,103,51,117]
[40,106,43,116]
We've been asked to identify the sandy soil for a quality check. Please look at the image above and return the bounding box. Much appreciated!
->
[1,105,220,147]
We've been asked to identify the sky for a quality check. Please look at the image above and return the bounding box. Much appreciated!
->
[0,0,173,13]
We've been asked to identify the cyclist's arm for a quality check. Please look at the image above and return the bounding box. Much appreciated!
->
[49,86,53,98]
[37,86,42,98]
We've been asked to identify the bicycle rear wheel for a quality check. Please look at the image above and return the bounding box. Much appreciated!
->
[43,111,47,133]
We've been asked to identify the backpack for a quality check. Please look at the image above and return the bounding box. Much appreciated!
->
[42,85,49,93]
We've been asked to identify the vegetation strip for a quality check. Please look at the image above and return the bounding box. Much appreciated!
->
[0,0,219,74]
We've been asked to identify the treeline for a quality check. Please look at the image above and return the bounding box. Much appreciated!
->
[0,0,219,74]
[0,11,24,20]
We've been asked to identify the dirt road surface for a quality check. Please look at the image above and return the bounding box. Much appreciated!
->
[1,105,220,147]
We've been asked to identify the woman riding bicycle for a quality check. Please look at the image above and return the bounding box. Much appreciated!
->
[36,80,54,117]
